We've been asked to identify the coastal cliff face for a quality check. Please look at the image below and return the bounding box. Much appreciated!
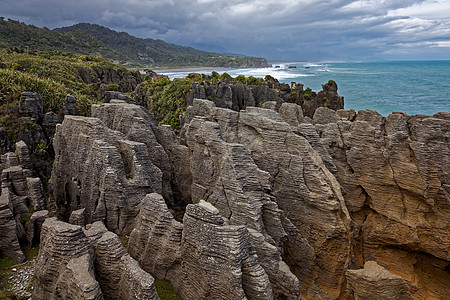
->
[187,79,343,118]
[37,97,449,299]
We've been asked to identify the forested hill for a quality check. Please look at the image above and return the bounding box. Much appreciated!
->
[0,18,127,63]
[0,18,270,68]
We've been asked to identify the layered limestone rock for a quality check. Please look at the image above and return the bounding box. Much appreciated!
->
[184,115,300,298]
[298,81,344,118]
[0,140,46,261]
[188,81,285,111]
[128,193,183,285]
[55,254,103,300]
[0,195,25,262]
[188,77,345,116]
[88,225,159,300]
[128,194,279,299]
[183,99,351,298]
[51,113,163,234]
[33,218,93,299]
[181,200,274,300]
[313,108,450,298]
[40,93,448,299]
[33,218,159,300]
[25,209,49,246]
[346,261,414,300]
[91,101,173,204]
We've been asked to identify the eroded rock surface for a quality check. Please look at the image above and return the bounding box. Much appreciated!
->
[128,193,182,285]
[91,101,173,204]
[51,114,162,234]
[33,218,93,299]
[0,140,46,261]
[128,194,276,299]
[346,261,414,300]
[314,108,450,299]
[184,99,351,298]
[185,114,300,298]
[181,200,274,300]
[33,218,159,300]
[43,95,449,299]
[0,195,25,262]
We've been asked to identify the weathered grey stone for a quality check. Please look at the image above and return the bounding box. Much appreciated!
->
[19,92,44,121]
[315,109,450,299]
[128,193,182,282]
[346,261,414,300]
[313,106,341,124]
[83,221,109,244]
[336,108,356,121]
[0,195,25,262]
[91,231,128,299]
[185,115,301,298]
[0,126,6,154]
[42,112,62,143]
[1,152,19,169]
[15,140,32,169]
[1,142,45,215]
[185,99,352,297]
[261,101,278,111]
[299,81,344,118]
[87,223,160,300]
[63,94,77,116]
[25,209,49,247]
[33,218,160,300]
[26,177,45,210]
[103,91,135,104]
[181,201,273,300]
[91,102,173,204]
[188,81,286,111]
[278,102,305,127]
[33,218,92,299]
[154,125,192,205]
[51,115,162,234]
[69,208,87,226]
[117,255,160,300]
[55,254,104,300]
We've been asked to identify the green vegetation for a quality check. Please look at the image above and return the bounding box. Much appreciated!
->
[0,18,127,63]
[20,214,31,225]
[136,76,191,129]
[135,72,273,130]
[0,247,39,299]
[0,50,120,114]
[22,246,39,261]
[1,18,269,68]
[106,83,120,91]
[0,49,143,147]
[303,87,313,100]
[155,279,182,300]
[0,256,17,297]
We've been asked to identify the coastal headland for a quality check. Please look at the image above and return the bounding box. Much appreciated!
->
[0,49,449,300]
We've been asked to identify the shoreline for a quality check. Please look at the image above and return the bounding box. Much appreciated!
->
[154,67,233,73]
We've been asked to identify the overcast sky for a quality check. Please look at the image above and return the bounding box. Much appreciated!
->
[2,0,450,61]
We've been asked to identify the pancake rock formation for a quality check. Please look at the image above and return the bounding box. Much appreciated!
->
[48,99,449,299]
[0,140,47,262]
[50,100,188,234]
[32,217,159,300]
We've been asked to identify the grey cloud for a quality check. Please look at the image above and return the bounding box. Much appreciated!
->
[1,0,449,60]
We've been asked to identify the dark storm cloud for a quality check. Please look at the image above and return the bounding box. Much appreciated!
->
[1,0,450,60]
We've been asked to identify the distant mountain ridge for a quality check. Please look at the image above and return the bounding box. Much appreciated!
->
[0,18,270,68]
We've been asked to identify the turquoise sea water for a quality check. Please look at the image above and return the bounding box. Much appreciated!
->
[161,60,450,116]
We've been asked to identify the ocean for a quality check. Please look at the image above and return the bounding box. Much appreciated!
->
[161,60,450,116]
